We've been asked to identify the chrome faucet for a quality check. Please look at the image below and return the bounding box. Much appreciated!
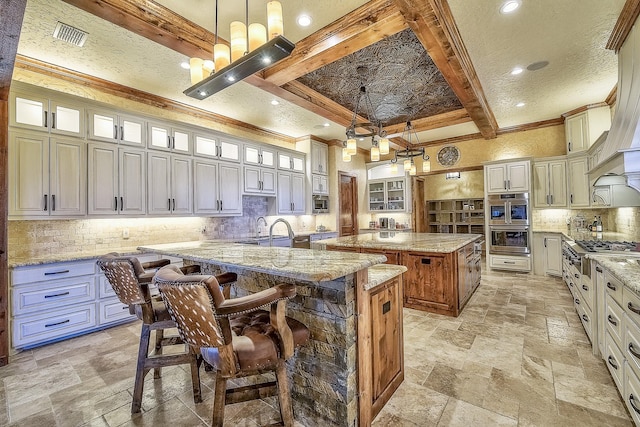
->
[269,218,294,247]
[256,216,267,237]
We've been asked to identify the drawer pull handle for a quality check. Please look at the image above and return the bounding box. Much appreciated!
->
[574,273,580,279]
[503,261,516,264]
[44,270,70,276]
[574,298,580,305]
[582,314,589,322]
[45,319,70,328]
[596,266,603,273]
[607,315,618,326]
[44,292,70,299]
[582,284,588,292]
[607,282,617,291]
[628,302,640,316]
[629,342,640,360]
[608,355,618,370]
[630,394,640,415]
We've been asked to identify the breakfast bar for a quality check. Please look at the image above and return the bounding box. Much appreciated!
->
[138,241,406,427]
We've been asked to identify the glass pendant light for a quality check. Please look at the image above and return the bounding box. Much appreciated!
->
[346,138,357,155]
[378,138,389,155]
[267,1,284,40]
[342,147,352,162]
[410,163,417,176]
[390,162,398,174]
[248,23,267,51]
[371,145,380,162]
[189,57,204,84]
[230,21,247,61]
[403,158,412,171]
[422,158,431,173]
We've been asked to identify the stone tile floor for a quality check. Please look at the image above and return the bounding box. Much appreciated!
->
[0,268,633,426]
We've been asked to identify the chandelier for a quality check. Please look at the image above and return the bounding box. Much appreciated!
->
[390,121,430,176]
[342,69,390,162]
[184,0,295,99]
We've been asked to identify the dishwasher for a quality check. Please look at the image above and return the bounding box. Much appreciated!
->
[291,235,311,249]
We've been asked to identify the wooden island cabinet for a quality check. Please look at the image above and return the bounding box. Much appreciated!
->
[323,233,482,317]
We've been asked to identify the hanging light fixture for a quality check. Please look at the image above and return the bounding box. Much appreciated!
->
[346,138,357,156]
[390,162,398,174]
[185,0,294,99]
[342,141,352,162]
[390,121,430,175]
[345,67,388,161]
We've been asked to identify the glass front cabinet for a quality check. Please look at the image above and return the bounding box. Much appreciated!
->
[368,178,407,212]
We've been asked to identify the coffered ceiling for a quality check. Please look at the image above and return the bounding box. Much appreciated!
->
[14,0,625,149]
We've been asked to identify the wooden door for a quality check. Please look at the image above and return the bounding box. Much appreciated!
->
[412,177,426,232]
[338,172,358,236]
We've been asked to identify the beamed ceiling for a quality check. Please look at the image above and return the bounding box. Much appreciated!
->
[14,0,624,149]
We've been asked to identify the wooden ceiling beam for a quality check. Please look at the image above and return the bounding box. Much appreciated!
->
[383,109,470,135]
[263,0,407,86]
[393,0,498,139]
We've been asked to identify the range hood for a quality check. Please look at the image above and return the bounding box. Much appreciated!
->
[592,173,640,207]
[592,20,640,193]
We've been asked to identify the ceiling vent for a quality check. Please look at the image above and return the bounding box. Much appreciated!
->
[52,22,88,47]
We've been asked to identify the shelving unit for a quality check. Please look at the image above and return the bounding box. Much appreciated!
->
[427,198,484,236]
[368,178,407,212]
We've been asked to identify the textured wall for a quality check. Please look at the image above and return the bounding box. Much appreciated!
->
[424,169,484,200]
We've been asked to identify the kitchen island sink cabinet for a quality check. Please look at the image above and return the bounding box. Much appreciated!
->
[320,233,483,317]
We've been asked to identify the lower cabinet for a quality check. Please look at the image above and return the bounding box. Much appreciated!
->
[533,233,562,276]
[489,254,531,272]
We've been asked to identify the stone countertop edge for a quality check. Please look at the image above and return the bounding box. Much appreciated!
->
[364,265,407,291]
[586,253,640,296]
[315,233,483,253]
[9,247,147,268]
[138,242,386,282]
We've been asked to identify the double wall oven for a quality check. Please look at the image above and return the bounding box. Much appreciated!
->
[488,193,530,255]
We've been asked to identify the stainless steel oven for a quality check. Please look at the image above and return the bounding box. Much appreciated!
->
[312,195,329,213]
[489,226,530,254]
[488,193,529,226]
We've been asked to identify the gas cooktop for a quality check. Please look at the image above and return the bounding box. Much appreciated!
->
[575,240,639,253]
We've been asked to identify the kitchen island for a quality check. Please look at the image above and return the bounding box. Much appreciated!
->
[314,232,483,317]
[138,241,406,426]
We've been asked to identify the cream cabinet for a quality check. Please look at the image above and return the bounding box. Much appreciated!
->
[194,132,241,162]
[533,159,567,208]
[567,155,591,207]
[147,152,192,215]
[88,108,145,146]
[193,160,242,215]
[277,172,305,214]
[311,141,329,175]
[244,143,276,168]
[565,106,611,154]
[484,160,530,194]
[244,166,276,195]
[9,131,86,217]
[312,174,329,195]
[147,121,192,154]
[10,90,84,137]
[533,233,562,276]
[87,143,146,215]
[278,150,305,174]
[368,178,407,212]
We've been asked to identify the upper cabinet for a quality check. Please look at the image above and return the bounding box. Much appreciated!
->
[147,121,192,154]
[147,152,192,216]
[310,141,329,175]
[244,144,276,168]
[10,90,84,138]
[568,155,591,207]
[485,160,531,194]
[88,108,145,147]
[194,160,242,216]
[533,158,567,208]
[278,150,305,174]
[277,172,305,214]
[368,178,408,212]
[194,132,241,163]
[565,106,611,154]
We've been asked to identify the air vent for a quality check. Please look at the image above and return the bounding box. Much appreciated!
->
[52,22,88,47]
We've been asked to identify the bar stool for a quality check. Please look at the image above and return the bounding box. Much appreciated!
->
[97,253,237,413]
[154,264,309,427]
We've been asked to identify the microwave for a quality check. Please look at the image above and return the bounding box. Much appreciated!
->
[312,195,329,213]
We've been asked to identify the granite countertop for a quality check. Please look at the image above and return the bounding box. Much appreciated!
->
[586,253,640,295]
[9,247,146,268]
[315,232,483,253]
[138,241,385,282]
[365,264,407,291]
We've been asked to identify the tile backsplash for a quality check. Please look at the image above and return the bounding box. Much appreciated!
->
[532,207,640,237]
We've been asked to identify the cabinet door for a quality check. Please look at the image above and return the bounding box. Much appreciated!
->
[566,113,587,153]
[532,163,549,207]
[291,173,305,213]
[49,138,86,216]
[261,147,276,168]
[506,161,530,192]
[88,109,118,143]
[244,166,263,193]
[50,100,83,137]
[568,156,590,207]
[277,172,292,213]
[11,93,47,131]
[194,160,219,214]
[278,152,304,173]
[148,122,171,151]
[218,138,241,162]
[194,133,218,158]
[548,160,567,207]
[171,156,192,214]
[119,114,145,147]
[312,174,328,194]
[8,131,49,216]
[369,180,385,211]
[261,169,276,195]
[485,164,507,193]
[219,164,242,214]
[147,152,172,215]
[172,127,191,154]
[88,143,118,214]
[244,145,261,166]
[386,179,405,211]
[119,148,146,214]
[543,235,562,276]
[402,253,452,309]
[311,141,328,175]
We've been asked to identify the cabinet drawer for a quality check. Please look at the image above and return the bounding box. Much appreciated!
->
[624,288,640,329]
[626,314,640,380]
[98,298,136,325]
[13,277,96,315]
[12,303,96,349]
[489,255,531,271]
[98,274,114,299]
[625,362,640,425]
[577,277,594,309]
[605,270,624,306]
[12,260,96,285]
[606,294,624,349]
[605,332,625,392]
[575,300,593,343]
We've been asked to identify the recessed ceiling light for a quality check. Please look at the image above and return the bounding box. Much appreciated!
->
[516,102,525,107]
[500,0,521,14]
[297,14,312,27]
[510,67,523,75]
[271,100,280,106]
[262,57,272,64]
[199,91,207,97]
[180,61,190,70]
[227,76,235,82]
[323,123,330,127]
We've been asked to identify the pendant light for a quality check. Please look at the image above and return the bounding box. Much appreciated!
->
[379,137,389,155]
[410,162,417,176]
[346,138,357,155]
[342,141,352,162]
[390,162,398,174]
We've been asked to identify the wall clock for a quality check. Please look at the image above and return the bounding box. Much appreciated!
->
[437,146,460,167]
